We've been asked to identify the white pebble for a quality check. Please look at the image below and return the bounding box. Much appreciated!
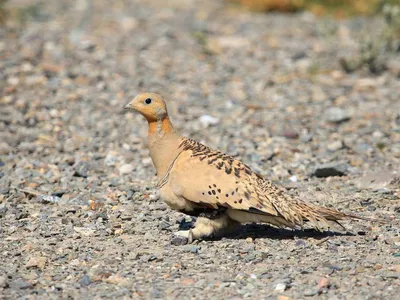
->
[275,283,287,292]
[119,163,134,175]
[199,115,220,127]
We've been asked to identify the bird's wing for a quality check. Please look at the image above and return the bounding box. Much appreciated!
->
[168,138,350,230]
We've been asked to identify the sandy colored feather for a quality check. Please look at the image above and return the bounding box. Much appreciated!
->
[166,138,354,231]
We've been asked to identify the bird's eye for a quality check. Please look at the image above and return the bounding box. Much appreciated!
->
[145,98,152,104]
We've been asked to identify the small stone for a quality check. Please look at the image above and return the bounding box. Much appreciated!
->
[41,195,62,204]
[158,220,171,230]
[382,273,399,279]
[142,157,153,167]
[327,140,344,152]
[304,289,319,297]
[119,164,134,175]
[26,256,47,270]
[0,142,11,155]
[278,296,293,300]
[318,278,330,289]
[282,130,299,139]
[12,278,32,289]
[73,162,89,178]
[312,162,348,177]
[199,115,219,127]
[295,239,307,247]
[171,235,189,246]
[104,152,120,166]
[275,283,287,292]
[325,107,351,123]
[190,246,200,254]
[105,274,129,285]
[79,274,92,287]
[74,227,96,237]
[0,276,9,288]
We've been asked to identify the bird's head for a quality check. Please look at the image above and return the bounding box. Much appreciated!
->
[124,93,168,122]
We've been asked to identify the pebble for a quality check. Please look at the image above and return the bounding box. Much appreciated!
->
[73,162,89,178]
[304,288,319,297]
[74,227,96,237]
[199,115,220,127]
[0,276,8,288]
[327,140,344,152]
[41,195,62,204]
[119,164,134,175]
[171,235,189,246]
[318,278,330,289]
[325,107,351,123]
[79,274,92,287]
[275,283,287,292]
[12,278,32,290]
[26,256,47,270]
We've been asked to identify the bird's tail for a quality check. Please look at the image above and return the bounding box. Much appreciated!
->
[287,200,385,231]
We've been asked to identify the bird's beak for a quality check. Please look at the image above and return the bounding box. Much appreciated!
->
[124,102,132,110]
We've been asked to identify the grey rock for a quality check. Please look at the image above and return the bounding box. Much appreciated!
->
[171,235,189,246]
[79,274,92,287]
[0,276,8,288]
[73,162,89,178]
[12,278,32,290]
[327,140,344,152]
[325,107,351,123]
[304,288,320,297]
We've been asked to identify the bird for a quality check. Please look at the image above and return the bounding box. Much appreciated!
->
[124,92,366,244]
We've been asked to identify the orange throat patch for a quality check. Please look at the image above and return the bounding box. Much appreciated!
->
[148,117,174,136]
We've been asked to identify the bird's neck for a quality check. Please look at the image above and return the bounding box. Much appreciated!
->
[147,117,182,178]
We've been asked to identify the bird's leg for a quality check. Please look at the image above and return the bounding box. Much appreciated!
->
[173,210,240,244]
[191,213,239,241]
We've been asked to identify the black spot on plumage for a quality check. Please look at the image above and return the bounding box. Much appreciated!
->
[213,184,217,187]
[216,196,219,199]
[217,189,221,193]
[236,188,239,192]
[202,192,205,195]
[231,191,235,195]
[208,191,212,195]
[212,190,216,195]
[209,185,212,189]
[244,192,250,200]
[234,168,241,178]
[225,167,232,175]
[208,157,218,164]
[234,201,237,204]
[225,194,229,197]
[238,199,243,204]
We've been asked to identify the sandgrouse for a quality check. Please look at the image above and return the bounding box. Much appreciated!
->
[124,93,362,243]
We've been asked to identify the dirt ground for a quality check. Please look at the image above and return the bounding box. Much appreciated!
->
[0,0,399,299]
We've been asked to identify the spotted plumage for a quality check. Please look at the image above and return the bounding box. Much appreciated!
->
[125,93,369,243]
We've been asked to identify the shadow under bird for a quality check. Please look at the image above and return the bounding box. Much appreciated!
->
[124,93,368,244]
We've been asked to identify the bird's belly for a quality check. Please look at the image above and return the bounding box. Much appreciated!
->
[159,184,189,211]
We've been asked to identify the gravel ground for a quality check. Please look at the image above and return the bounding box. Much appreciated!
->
[1,0,400,299]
